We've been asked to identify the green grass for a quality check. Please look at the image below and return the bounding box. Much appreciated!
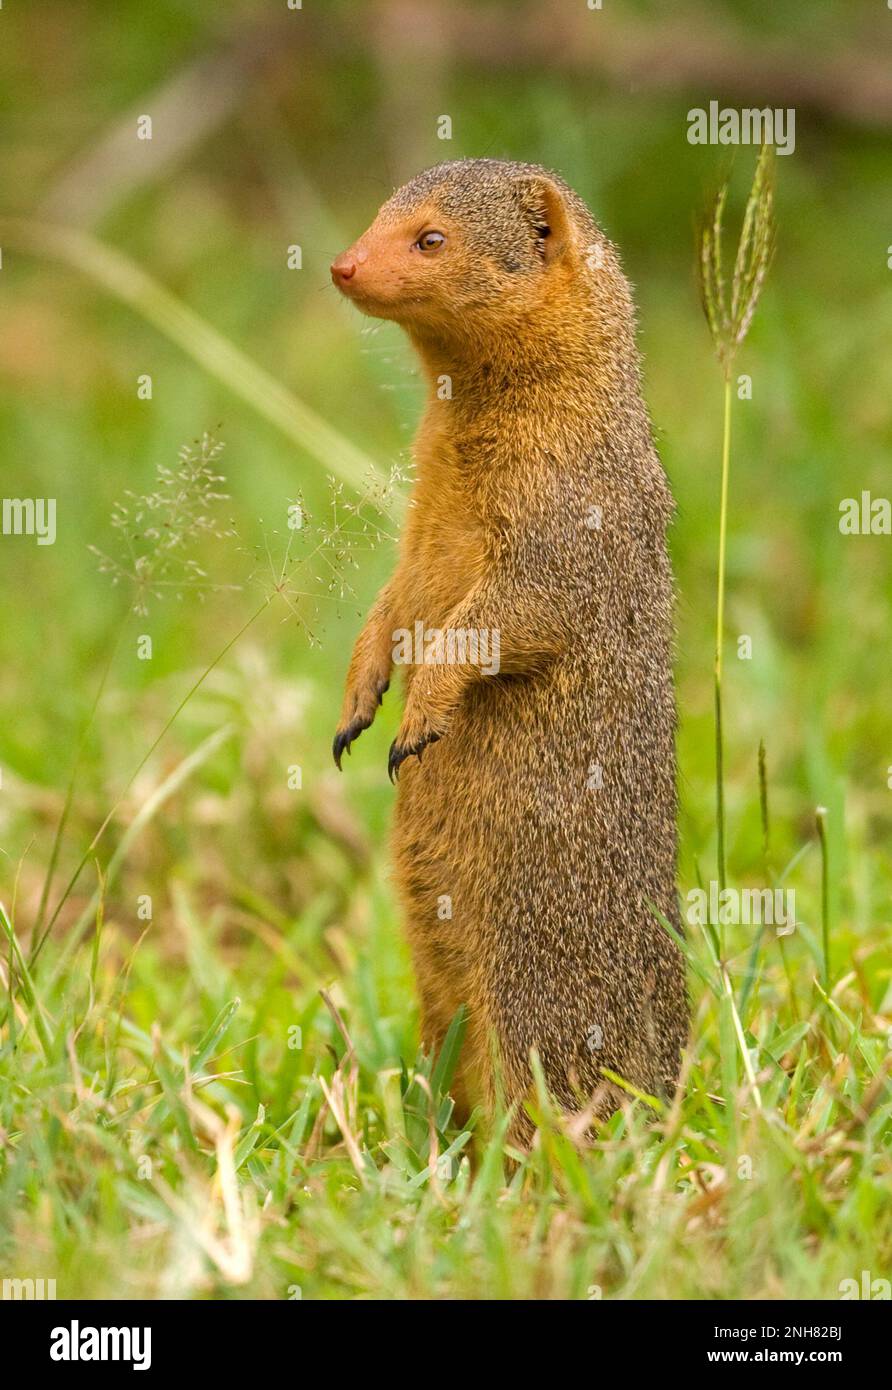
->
[3,849,891,1299]
[2,1,892,1301]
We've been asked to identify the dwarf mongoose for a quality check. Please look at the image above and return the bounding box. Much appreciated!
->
[331,159,687,1142]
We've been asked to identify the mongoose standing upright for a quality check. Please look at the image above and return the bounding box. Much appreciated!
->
[331,159,687,1141]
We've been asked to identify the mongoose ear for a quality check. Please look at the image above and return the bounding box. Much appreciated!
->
[515,174,574,267]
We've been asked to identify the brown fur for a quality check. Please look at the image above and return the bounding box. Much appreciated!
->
[331,159,687,1143]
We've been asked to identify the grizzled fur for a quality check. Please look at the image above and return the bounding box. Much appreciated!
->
[331,159,687,1142]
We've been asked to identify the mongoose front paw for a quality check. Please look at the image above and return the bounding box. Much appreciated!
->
[332,679,389,769]
[387,730,440,783]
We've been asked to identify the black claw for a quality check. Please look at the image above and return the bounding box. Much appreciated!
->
[332,731,348,771]
[387,741,404,783]
[387,731,440,783]
[334,683,390,769]
[332,717,369,770]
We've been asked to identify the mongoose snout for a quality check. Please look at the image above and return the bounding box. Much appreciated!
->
[329,251,357,285]
[331,158,688,1144]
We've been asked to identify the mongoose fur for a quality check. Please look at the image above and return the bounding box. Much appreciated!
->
[331,158,687,1143]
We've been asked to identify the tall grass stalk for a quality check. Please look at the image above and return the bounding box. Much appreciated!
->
[754,740,799,1018]
[698,145,775,1104]
[0,902,53,1060]
[33,620,126,941]
[714,374,733,896]
[699,145,775,916]
[816,805,831,990]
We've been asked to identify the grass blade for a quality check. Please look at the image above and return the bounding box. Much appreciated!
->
[0,217,389,495]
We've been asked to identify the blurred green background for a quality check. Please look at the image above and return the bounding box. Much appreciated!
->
[2,0,890,917]
[0,0,891,1298]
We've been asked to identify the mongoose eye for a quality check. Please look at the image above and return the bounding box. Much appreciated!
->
[415,230,446,253]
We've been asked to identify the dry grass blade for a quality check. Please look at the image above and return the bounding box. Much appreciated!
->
[151,1098,259,1286]
[0,217,389,496]
[317,1073,367,1184]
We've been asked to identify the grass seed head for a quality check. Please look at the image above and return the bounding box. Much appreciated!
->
[699,143,776,376]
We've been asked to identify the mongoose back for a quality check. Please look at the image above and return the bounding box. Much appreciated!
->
[331,158,687,1142]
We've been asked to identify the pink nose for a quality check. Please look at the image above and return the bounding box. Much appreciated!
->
[330,254,357,285]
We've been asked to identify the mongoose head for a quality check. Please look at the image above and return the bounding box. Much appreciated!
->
[331,158,611,353]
